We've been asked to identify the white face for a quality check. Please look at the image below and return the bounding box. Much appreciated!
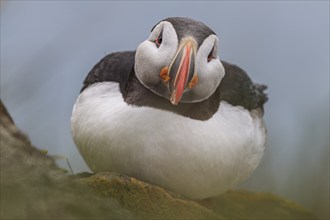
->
[135,21,225,104]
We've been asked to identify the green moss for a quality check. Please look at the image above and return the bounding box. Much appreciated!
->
[82,172,222,219]
[39,149,48,155]
[210,190,318,219]
[1,105,318,219]
[80,172,318,219]
[58,168,69,174]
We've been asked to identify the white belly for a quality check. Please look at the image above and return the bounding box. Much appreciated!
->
[71,82,266,199]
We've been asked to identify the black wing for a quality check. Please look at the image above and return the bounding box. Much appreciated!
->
[80,52,267,119]
[220,61,268,113]
[81,51,135,93]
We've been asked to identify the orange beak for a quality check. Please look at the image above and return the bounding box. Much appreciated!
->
[168,38,197,105]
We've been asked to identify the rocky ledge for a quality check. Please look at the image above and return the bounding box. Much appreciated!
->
[0,100,318,219]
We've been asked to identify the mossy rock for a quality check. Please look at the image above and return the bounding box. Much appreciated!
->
[78,172,317,219]
[211,190,318,219]
[0,100,318,219]
[81,172,221,219]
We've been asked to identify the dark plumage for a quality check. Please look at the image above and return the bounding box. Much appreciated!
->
[157,17,216,47]
[81,51,268,120]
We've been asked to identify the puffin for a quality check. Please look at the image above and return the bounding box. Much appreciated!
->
[71,17,268,200]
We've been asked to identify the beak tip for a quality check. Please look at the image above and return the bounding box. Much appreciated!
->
[170,93,180,105]
[170,98,179,105]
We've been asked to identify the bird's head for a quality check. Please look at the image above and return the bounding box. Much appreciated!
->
[135,17,225,105]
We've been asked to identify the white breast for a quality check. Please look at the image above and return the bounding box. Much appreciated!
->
[71,82,266,199]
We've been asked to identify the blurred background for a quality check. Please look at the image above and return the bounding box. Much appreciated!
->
[1,1,329,219]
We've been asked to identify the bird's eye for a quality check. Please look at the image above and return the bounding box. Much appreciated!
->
[207,47,215,62]
[155,31,163,48]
